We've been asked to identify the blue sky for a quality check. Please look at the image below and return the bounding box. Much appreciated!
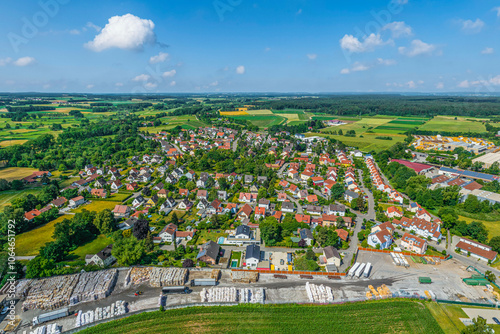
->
[0,0,499,93]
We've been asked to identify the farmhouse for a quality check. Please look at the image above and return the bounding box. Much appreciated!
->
[85,245,116,267]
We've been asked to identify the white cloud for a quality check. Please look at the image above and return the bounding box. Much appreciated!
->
[0,58,12,66]
[382,21,413,38]
[406,81,416,88]
[149,52,169,64]
[85,14,156,52]
[162,69,176,78]
[460,19,484,34]
[307,54,317,60]
[170,81,176,86]
[387,80,420,88]
[458,76,500,88]
[340,58,396,74]
[209,80,219,87]
[86,84,94,89]
[398,39,436,57]
[115,82,124,87]
[86,22,101,32]
[145,82,157,89]
[481,47,494,54]
[340,33,391,53]
[236,65,245,74]
[69,29,80,35]
[132,74,150,82]
[13,57,36,66]
[436,82,444,89]
[493,7,500,17]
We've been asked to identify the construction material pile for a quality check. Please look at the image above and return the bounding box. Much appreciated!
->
[231,271,258,283]
[126,267,188,287]
[200,287,265,303]
[20,274,79,311]
[25,323,61,334]
[239,288,265,303]
[18,269,119,311]
[69,270,118,305]
[75,300,127,328]
[305,283,334,303]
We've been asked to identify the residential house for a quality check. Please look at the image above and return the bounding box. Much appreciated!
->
[344,190,359,202]
[245,244,260,268]
[127,182,139,191]
[85,245,116,267]
[153,183,164,191]
[91,188,107,198]
[69,196,85,207]
[197,198,210,210]
[146,195,159,207]
[217,191,228,201]
[207,199,222,215]
[157,189,168,198]
[175,230,196,243]
[300,170,314,181]
[281,202,295,213]
[254,206,266,220]
[235,225,251,239]
[196,176,208,188]
[367,229,393,249]
[132,196,145,208]
[110,180,122,190]
[298,228,314,246]
[50,197,67,208]
[277,192,287,202]
[306,205,323,216]
[179,189,189,197]
[237,204,253,219]
[386,206,403,219]
[24,209,41,222]
[323,246,342,267]
[112,205,131,219]
[159,223,178,242]
[244,175,254,184]
[257,176,268,184]
[258,198,270,209]
[196,240,220,265]
[400,233,427,254]
[239,192,258,203]
[324,204,345,216]
[197,190,208,200]
[94,178,106,188]
[178,199,193,210]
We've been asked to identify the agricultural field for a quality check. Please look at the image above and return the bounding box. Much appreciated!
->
[0,188,42,211]
[140,115,208,132]
[245,109,274,115]
[0,167,39,181]
[371,118,428,134]
[15,215,66,256]
[227,115,286,128]
[0,139,28,147]
[78,300,444,334]
[419,116,487,133]
[220,111,248,116]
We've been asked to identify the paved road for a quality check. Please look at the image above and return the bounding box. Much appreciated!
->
[232,130,246,152]
[277,163,289,177]
[285,194,303,214]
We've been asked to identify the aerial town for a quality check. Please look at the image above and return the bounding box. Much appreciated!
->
[1,93,500,333]
[2,0,500,333]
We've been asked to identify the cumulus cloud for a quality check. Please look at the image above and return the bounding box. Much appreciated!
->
[145,82,157,89]
[398,39,436,57]
[170,81,176,86]
[460,19,485,34]
[307,54,317,60]
[387,80,420,89]
[132,74,150,82]
[209,80,219,87]
[236,65,245,74]
[85,14,156,52]
[382,21,413,38]
[340,58,396,74]
[436,82,444,89]
[162,69,176,78]
[482,47,494,54]
[340,33,392,53]
[149,52,169,64]
[14,57,36,66]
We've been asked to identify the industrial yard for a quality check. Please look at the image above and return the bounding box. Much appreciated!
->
[4,250,498,333]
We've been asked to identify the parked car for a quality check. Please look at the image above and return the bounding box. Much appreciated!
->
[493,317,500,325]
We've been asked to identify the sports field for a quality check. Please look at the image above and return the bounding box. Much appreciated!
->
[78,300,444,334]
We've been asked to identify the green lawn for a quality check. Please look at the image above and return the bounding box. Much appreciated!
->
[426,303,500,333]
[78,300,444,334]
[308,132,406,152]
[196,230,228,245]
[73,200,122,213]
[230,251,241,267]
[69,235,113,260]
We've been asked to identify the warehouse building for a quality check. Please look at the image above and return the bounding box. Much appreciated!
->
[472,152,500,169]
[455,237,498,263]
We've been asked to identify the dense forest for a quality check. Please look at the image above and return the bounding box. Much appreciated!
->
[256,95,500,117]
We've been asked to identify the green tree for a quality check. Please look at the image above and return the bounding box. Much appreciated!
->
[112,237,146,266]
[461,316,492,334]
[26,256,56,278]
[93,209,116,234]
[489,236,500,253]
